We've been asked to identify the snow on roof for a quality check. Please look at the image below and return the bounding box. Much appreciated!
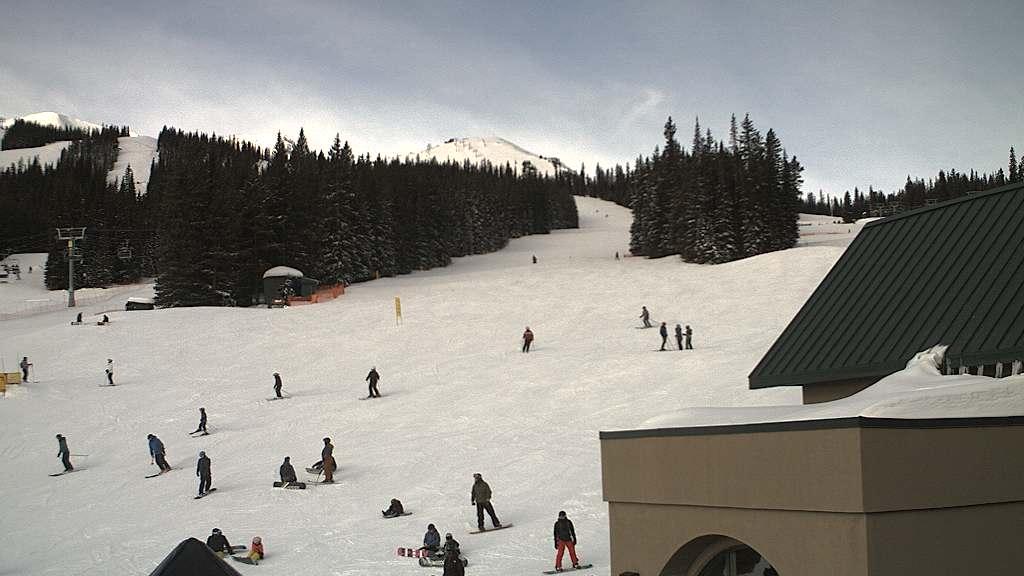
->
[411,137,565,176]
[126,297,154,304]
[262,266,304,279]
[634,346,1024,431]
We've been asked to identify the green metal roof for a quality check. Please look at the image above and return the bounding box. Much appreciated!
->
[749,181,1024,389]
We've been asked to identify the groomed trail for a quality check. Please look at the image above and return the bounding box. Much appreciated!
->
[0,197,863,575]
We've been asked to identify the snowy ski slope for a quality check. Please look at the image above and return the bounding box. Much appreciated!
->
[0,199,866,575]
[412,137,565,176]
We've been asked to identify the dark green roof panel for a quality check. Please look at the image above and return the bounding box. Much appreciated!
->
[749,182,1024,389]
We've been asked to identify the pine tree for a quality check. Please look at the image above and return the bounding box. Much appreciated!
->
[1009,147,1018,183]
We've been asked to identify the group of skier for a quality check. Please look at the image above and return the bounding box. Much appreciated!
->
[641,306,694,351]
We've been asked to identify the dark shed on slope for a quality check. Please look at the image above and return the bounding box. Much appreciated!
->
[148,537,243,576]
[749,181,1024,403]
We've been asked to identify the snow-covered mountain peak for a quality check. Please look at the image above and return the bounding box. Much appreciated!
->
[413,136,569,176]
[0,111,104,132]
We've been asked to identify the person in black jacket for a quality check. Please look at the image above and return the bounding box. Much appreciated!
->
[56,434,73,472]
[366,367,381,398]
[191,407,208,435]
[443,546,465,576]
[553,510,580,571]
[280,456,297,483]
[674,324,684,351]
[273,372,283,398]
[382,498,404,518]
[684,325,693,349]
[196,451,212,496]
[206,528,232,557]
[659,322,668,351]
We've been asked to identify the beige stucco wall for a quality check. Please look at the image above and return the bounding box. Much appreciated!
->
[601,428,865,512]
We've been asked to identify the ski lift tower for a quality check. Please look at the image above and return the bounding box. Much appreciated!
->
[56,227,86,307]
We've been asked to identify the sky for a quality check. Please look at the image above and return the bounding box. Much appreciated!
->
[1,0,1022,196]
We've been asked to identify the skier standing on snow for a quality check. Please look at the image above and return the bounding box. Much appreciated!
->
[196,451,212,496]
[419,524,441,554]
[522,327,534,353]
[471,473,501,531]
[659,322,668,351]
[206,528,233,557]
[365,367,381,398]
[105,358,114,385]
[640,306,652,328]
[553,510,581,571]
[280,456,297,483]
[273,372,283,398]
[685,325,693,349]
[320,437,336,483]
[191,407,208,435]
[148,434,171,472]
[56,434,73,472]
[20,356,31,381]
[675,324,684,351]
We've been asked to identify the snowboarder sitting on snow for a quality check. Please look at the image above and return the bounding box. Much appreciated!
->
[382,498,404,518]
[522,327,534,353]
[553,510,581,571]
[235,536,264,565]
[437,532,460,559]
[196,451,212,496]
[56,434,73,472]
[206,528,233,557]
[280,457,297,483]
[99,314,109,324]
[148,434,171,472]
[471,472,501,530]
[419,523,441,553]
[74,312,82,324]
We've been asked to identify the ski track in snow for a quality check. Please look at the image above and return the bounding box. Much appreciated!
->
[0,199,865,575]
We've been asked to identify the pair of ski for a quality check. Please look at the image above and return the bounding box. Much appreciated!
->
[49,469,83,477]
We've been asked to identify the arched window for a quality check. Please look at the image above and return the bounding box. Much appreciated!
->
[660,535,778,576]
[696,545,776,576]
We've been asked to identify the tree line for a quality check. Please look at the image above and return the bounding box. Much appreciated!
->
[801,146,1021,220]
[1,120,128,151]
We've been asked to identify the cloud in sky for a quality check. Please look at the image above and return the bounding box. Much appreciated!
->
[2,0,1022,195]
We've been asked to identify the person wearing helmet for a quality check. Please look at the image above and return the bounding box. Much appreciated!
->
[442,540,465,576]
[196,451,212,496]
[148,434,171,472]
[441,532,460,557]
[365,366,381,398]
[206,528,232,557]
[280,456,297,483]
[55,434,72,472]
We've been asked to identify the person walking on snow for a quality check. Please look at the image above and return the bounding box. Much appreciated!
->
[522,327,534,353]
[320,437,336,483]
[56,434,73,472]
[20,356,31,381]
[196,451,212,496]
[640,306,652,328]
[148,434,171,472]
[471,473,501,530]
[684,325,693,350]
[105,359,114,385]
[280,456,297,483]
[659,322,668,351]
[366,367,381,398]
[675,324,684,351]
[273,372,283,398]
[192,407,208,435]
[206,528,233,557]
[553,510,581,571]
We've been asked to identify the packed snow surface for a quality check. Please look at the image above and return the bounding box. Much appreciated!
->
[0,140,72,170]
[107,136,158,195]
[412,137,565,176]
[2,199,875,575]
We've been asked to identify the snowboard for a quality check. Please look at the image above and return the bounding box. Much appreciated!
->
[397,547,432,558]
[273,481,307,489]
[189,431,210,437]
[307,480,339,485]
[266,396,289,401]
[231,545,248,552]
[469,523,513,534]
[231,555,258,565]
[358,395,385,400]
[194,487,218,499]
[49,469,83,477]
[419,556,468,568]
[542,564,593,574]
[383,511,412,519]
[305,467,322,474]
[145,469,173,478]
